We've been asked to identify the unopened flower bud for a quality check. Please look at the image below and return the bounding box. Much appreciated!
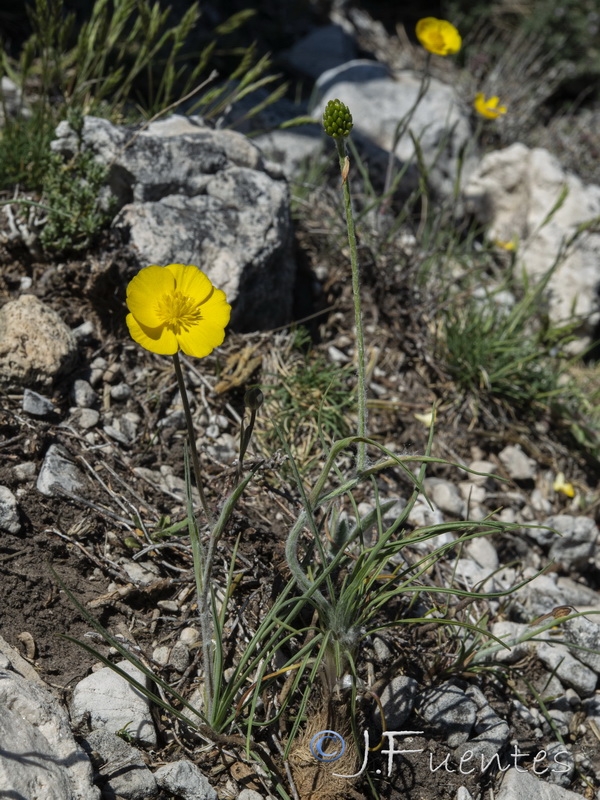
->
[323,99,353,138]
[244,387,264,411]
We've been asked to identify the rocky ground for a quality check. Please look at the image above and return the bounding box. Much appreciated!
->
[1,4,600,800]
[1,217,600,800]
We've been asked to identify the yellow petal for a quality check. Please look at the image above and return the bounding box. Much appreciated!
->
[126,313,178,355]
[126,265,175,328]
[474,92,507,119]
[494,238,517,251]
[414,410,435,427]
[553,472,576,498]
[165,264,214,304]
[175,289,231,358]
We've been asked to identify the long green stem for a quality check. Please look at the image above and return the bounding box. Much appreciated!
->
[172,352,216,718]
[172,352,213,524]
[335,137,367,472]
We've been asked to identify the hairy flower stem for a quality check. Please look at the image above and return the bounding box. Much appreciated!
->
[172,352,215,717]
[334,136,368,471]
[172,352,213,524]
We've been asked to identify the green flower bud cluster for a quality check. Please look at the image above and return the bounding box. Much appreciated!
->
[322,99,353,138]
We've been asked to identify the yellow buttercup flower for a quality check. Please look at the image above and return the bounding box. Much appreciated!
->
[416,17,461,56]
[474,93,507,119]
[126,263,231,357]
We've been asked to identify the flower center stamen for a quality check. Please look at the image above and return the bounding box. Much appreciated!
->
[156,290,202,334]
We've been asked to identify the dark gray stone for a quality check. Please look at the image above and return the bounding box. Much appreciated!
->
[23,388,55,417]
[83,729,158,800]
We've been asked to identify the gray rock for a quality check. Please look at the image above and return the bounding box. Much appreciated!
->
[545,515,599,568]
[110,382,131,401]
[466,460,497,485]
[51,115,294,332]
[494,767,582,799]
[417,682,477,747]
[562,614,600,674]
[465,536,499,570]
[179,627,200,646]
[514,572,600,619]
[454,558,498,592]
[498,445,537,481]
[454,685,509,763]
[379,675,418,729]
[23,388,55,416]
[37,444,87,498]
[464,143,600,347]
[536,642,597,696]
[154,759,217,800]
[14,461,36,482]
[121,560,161,587]
[238,791,265,800]
[0,485,21,533]
[152,646,170,666]
[89,356,108,387]
[83,728,158,800]
[0,295,78,390]
[70,660,157,746]
[0,668,99,799]
[170,642,190,672]
[281,23,357,79]
[489,621,531,664]
[103,423,130,445]
[72,378,98,408]
[70,407,100,430]
[312,61,474,199]
[104,412,139,445]
[406,496,445,532]
[253,127,324,179]
[424,478,465,516]
[71,320,95,341]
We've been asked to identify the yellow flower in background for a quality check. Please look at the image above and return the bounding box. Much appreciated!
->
[553,472,576,498]
[474,93,507,119]
[416,17,461,56]
[494,238,517,251]
[126,264,231,357]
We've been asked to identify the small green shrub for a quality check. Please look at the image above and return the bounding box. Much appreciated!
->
[40,147,116,255]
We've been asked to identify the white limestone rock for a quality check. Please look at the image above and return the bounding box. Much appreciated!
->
[70,660,157,746]
[0,668,99,800]
[464,143,600,345]
[312,60,475,199]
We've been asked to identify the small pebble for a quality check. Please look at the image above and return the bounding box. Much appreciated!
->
[157,600,179,614]
[498,444,537,481]
[14,462,36,482]
[153,646,170,666]
[169,642,190,673]
[22,388,55,417]
[72,320,95,341]
[110,383,131,401]
[179,627,200,646]
[72,379,98,408]
[71,408,100,430]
